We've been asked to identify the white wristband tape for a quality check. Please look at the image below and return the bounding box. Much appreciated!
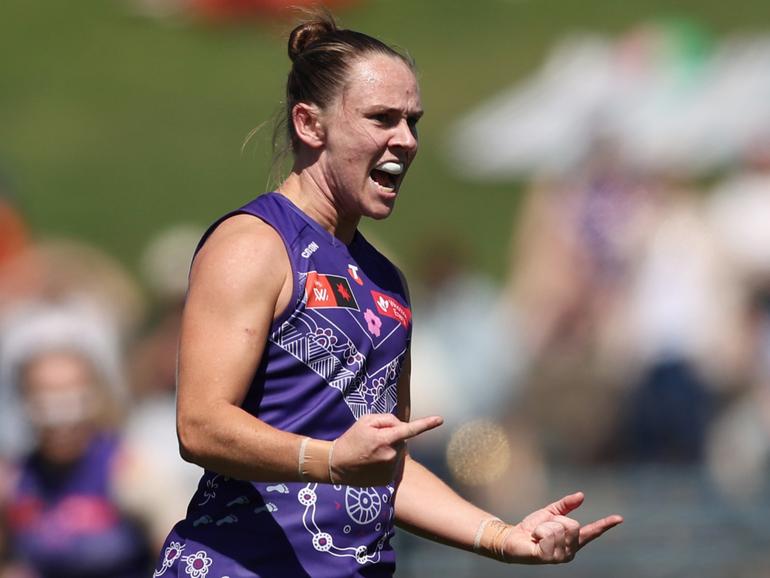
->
[298,437,311,481]
[328,439,338,484]
[473,517,500,553]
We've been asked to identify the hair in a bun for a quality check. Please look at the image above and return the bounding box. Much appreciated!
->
[275,11,414,164]
[287,15,337,63]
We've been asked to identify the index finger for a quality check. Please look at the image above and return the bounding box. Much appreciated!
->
[578,515,624,548]
[385,416,443,444]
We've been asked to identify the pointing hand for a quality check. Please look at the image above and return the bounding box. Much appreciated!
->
[331,413,443,486]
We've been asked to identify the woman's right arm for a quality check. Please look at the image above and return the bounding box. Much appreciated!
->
[176,214,441,484]
[176,215,305,481]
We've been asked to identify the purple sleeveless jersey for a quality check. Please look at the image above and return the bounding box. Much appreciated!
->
[155,193,412,578]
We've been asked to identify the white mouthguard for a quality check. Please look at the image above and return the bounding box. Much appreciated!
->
[376,161,403,175]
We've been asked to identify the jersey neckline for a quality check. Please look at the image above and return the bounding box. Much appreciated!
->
[266,192,363,250]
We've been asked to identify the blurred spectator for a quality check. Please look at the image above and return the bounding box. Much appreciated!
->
[0,238,145,459]
[504,148,652,464]
[0,303,153,578]
[506,144,652,362]
[705,139,770,498]
[0,300,129,460]
[505,145,750,464]
[611,176,744,462]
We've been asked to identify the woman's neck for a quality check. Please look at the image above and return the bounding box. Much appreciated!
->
[278,170,360,245]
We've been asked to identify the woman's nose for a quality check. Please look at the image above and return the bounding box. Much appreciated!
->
[391,119,418,152]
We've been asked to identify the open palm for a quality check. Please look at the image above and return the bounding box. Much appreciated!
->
[504,492,623,564]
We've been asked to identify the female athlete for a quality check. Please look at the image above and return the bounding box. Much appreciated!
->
[154,13,622,578]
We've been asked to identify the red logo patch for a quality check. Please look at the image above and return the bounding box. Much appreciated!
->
[306,272,359,310]
[370,290,411,328]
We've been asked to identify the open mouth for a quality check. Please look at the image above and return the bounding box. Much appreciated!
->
[370,161,404,192]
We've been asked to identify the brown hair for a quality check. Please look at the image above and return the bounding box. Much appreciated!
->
[269,11,414,180]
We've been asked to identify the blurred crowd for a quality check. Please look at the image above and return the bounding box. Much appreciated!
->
[2,18,770,578]
[0,182,203,577]
[432,21,770,512]
[402,140,770,576]
[408,132,770,482]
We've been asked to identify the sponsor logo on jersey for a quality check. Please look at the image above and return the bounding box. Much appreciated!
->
[301,241,320,258]
[370,290,411,328]
[347,264,364,286]
[306,272,359,310]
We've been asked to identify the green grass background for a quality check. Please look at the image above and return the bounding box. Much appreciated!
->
[1,0,766,280]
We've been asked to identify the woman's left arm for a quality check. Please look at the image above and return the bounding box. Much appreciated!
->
[393,351,623,564]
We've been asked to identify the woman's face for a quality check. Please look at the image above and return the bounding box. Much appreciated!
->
[318,53,423,220]
[21,351,98,463]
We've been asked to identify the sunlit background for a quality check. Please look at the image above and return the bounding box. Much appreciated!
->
[2,1,770,576]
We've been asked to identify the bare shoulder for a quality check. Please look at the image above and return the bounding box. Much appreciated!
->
[189,214,290,307]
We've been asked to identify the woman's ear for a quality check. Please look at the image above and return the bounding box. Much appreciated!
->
[292,102,325,149]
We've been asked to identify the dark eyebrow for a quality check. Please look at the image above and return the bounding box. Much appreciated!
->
[366,106,424,119]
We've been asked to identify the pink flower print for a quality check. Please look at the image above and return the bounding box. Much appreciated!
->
[364,309,382,337]
[184,550,213,578]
